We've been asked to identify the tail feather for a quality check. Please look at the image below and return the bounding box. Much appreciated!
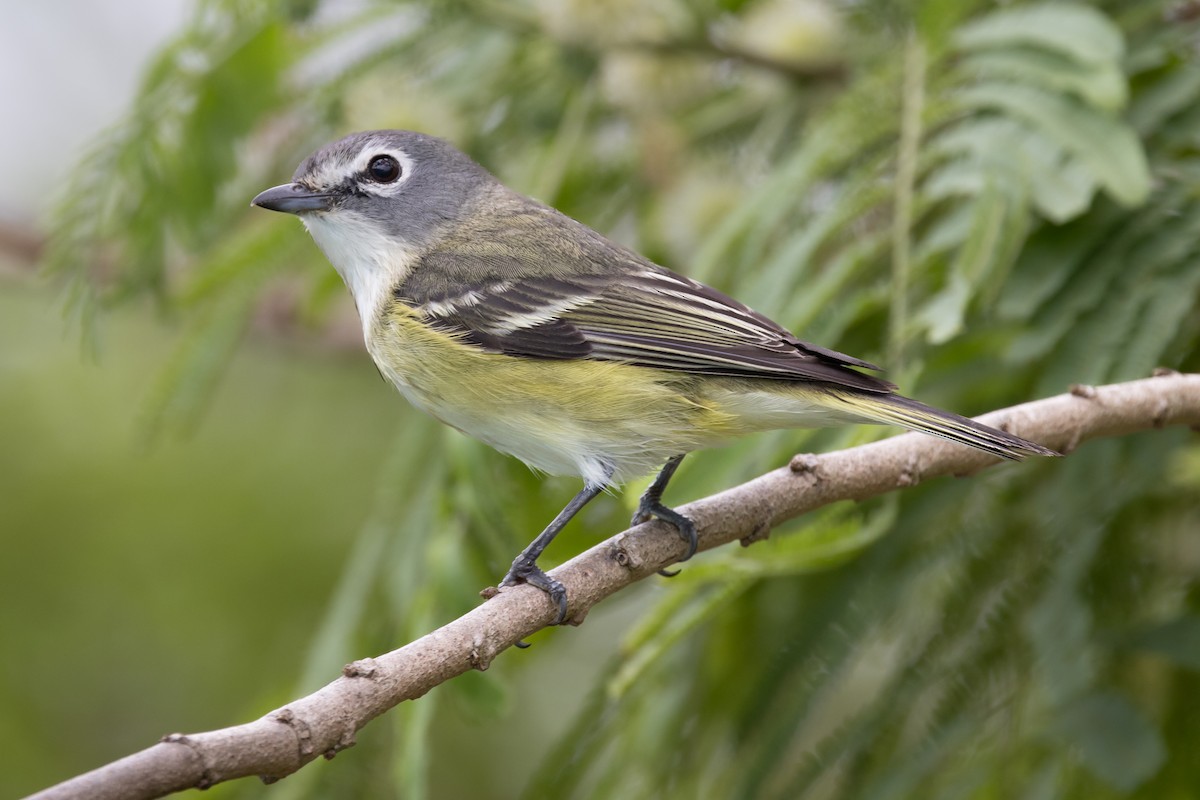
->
[834,391,1059,461]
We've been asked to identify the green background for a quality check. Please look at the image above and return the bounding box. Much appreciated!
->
[4,0,1200,798]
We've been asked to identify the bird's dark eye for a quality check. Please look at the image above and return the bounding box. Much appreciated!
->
[366,154,401,183]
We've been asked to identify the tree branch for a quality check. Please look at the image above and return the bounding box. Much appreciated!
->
[27,372,1200,800]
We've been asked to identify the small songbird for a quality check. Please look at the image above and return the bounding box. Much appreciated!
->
[253,130,1056,622]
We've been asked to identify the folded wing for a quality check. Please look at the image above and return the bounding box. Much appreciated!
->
[400,266,895,394]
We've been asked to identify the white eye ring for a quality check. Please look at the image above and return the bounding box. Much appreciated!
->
[351,146,414,195]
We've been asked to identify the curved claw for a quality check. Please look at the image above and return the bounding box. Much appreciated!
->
[657,566,682,578]
[634,500,698,563]
[502,558,569,625]
[676,516,698,562]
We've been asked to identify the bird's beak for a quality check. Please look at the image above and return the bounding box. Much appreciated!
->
[251,183,332,214]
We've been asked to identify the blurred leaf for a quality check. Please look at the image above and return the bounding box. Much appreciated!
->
[1049,691,1167,792]
[954,3,1124,68]
[963,45,1127,111]
[137,284,257,439]
[916,272,971,344]
[955,83,1150,206]
[1122,616,1200,671]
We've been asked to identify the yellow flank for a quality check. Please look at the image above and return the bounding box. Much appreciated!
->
[366,302,911,484]
[368,302,742,484]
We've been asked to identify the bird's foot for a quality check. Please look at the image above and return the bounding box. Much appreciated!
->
[631,500,698,576]
[502,555,568,625]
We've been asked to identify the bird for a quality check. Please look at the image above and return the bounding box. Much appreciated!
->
[252,129,1057,623]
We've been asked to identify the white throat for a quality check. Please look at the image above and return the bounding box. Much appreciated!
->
[301,211,419,336]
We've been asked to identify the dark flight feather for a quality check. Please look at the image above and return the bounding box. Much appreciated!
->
[399,264,896,394]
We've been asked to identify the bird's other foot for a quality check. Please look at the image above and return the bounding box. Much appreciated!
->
[631,500,698,576]
[502,555,568,625]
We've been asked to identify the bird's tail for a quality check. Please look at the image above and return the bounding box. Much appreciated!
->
[831,391,1059,460]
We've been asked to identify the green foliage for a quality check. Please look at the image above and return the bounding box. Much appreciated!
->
[42,0,1200,797]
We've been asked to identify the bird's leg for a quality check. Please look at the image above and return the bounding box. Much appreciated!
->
[501,479,608,625]
[631,455,698,574]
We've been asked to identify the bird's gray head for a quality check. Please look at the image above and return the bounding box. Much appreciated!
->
[253,129,492,246]
[252,130,496,325]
